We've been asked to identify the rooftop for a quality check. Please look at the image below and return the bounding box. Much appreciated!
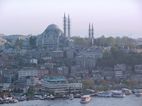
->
[43,76,67,82]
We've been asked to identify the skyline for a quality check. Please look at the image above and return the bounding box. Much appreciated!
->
[0,0,142,38]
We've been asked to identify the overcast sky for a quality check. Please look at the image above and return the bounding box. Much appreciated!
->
[0,0,142,38]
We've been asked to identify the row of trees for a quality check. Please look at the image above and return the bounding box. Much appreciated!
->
[95,36,136,48]
[12,35,137,49]
[96,46,142,67]
[14,36,37,49]
[72,36,136,48]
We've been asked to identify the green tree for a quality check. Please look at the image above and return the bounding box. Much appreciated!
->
[72,37,90,47]
[26,86,35,99]
[15,39,23,49]
[29,36,37,49]
[82,79,94,89]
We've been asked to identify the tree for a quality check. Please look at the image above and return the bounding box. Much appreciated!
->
[26,86,35,99]
[72,37,90,47]
[82,79,94,89]
[29,36,37,49]
[106,37,115,46]
[96,45,142,67]
[14,39,23,49]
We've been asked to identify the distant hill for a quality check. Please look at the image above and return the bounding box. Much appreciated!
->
[0,34,5,36]
[2,35,29,43]
[0,35,30,47]
[0,37,8,46]
[2,34,28,39]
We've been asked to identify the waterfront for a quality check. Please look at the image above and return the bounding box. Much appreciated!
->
[1,95,142,106]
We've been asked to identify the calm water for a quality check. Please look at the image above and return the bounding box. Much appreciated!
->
[1,95,142,106]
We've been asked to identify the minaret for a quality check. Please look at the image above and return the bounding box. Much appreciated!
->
[89,23,91,39]
[91,24,94,46]
[68,15,70,38]
[92,24,94,39]
[63,13,67,37]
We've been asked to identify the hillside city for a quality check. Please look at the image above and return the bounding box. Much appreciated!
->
[0,14,142,101]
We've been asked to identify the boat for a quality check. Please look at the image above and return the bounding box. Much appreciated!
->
[122,88,132,95]
[11,99,18,103]
[47,94,55,100]
[80,95,91,104]
[96,91,112,97]
[34,94,44,100]
[69,94,74,100]
[135,92,142,97]
[17,95,26,101]
[0,98,4,104]
[133,89,142,97]
[3,97,18,104]
[74,93,81,98]
[112,90,125,98]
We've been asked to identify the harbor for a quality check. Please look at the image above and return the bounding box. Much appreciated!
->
[0,95,142,106]
[0,88,142,105]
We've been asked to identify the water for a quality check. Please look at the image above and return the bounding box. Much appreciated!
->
[1,95,142,106]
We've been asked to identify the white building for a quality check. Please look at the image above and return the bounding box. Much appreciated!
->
[30,58,38,64]
[114,64,126,79]
[18,67,38,78]
[76,47,103,69]
[41,76,82,93]
[134,65,142,74]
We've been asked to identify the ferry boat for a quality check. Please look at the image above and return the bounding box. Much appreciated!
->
[0,98,4,104]
[69,94,74,100]
[122,88,132,95]
[135,93,142,97]
[48,94,55,100]
[80,95,91,104]
[2,97,18,104]
[133,89,142,97]
[96,91,112,97]
[74,93,81,98]
[112,90,125,98]
[135,92,142,97]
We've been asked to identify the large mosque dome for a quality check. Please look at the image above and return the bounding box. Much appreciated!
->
[42,24,63,36]
[37,24,68,50]
[44,24,61,32]
[36,14,71,50]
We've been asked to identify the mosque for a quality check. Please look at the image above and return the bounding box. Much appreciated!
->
[36,14,94,50]
[36,14,71,50]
